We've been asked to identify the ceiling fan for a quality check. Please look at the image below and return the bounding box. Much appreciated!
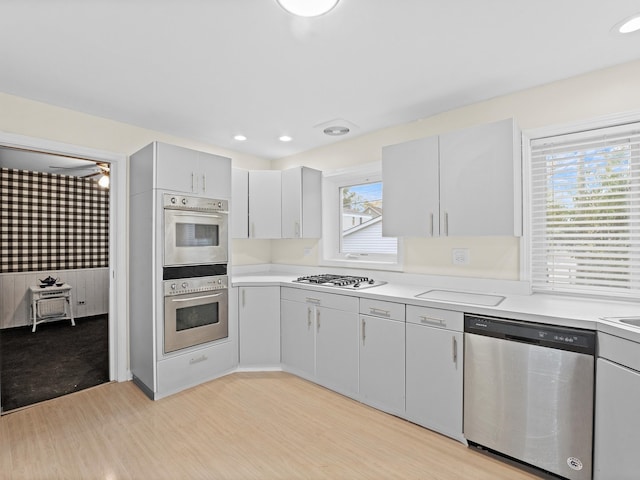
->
[49,161,111,187]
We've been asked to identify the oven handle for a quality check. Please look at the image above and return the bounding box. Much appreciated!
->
[167,212,228,218]
[170,293,224,302]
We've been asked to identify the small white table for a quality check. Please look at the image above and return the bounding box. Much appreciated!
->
[29,284,76,332]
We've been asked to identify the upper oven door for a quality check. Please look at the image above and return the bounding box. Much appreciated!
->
[164,210,228,266]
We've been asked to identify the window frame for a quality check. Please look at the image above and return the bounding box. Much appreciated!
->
[523,111,640,299]
[320,162,403,271]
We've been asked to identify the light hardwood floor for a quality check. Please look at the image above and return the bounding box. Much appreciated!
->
[0,372,540,479]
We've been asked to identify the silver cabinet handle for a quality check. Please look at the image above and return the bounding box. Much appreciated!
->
[305,297,321,305]
[316,309,320,332]
[452,336,458,365]
[242,289,245,308]
[362,318,366,345]
[419,315,446,327]
[369,307,390,317]
[444,211,449,236]
[295,221,300,237]
[307,307,312,330]
[202,173,206,192]
[430,212,434,236]
[191,172,195,192]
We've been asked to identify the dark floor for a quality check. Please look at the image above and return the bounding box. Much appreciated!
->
[0,314,109,412]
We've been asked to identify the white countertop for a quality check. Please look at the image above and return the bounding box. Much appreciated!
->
[232,269,640,344]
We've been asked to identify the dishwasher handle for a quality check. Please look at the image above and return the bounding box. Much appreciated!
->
[505,334,542,346]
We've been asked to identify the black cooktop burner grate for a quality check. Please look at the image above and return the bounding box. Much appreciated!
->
[294,274,383,289]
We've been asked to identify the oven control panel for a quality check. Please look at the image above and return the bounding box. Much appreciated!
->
[163,193,228,212]
[163,275,228,296]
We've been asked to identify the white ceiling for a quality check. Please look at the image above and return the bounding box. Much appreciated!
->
[1,0,639,161]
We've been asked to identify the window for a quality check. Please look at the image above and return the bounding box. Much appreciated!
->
[340,181,397,256]
[529,122,640,298]
[322,164,401,269]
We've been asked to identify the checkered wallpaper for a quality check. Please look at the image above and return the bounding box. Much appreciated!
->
[0,168,109,273]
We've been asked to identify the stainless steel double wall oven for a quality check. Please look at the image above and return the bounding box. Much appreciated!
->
[162,193,229,355]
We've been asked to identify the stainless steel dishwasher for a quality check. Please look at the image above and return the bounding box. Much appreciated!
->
[463,314,596,480]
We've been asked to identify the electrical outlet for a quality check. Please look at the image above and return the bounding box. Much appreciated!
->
[452,248,470,265]
[304,247,312,257]
[77,300,86,305]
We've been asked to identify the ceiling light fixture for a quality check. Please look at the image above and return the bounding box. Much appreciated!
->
[234,134,247,141]
[276,0,339,17]
[279,135,293,142]
[98,173,110,188]
[616,13,640,33]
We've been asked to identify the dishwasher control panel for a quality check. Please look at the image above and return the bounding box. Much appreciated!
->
[464,314,596,355]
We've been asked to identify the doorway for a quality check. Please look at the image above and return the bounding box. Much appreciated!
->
[0,136,127,413]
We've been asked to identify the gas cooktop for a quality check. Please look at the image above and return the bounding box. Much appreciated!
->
[293,274,386,290]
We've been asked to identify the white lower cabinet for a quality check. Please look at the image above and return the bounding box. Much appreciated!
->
[405,305,464,442]
[238,286,281,368]
[594,333,640,480]
[359,314,405,415]
[280,287,359,397]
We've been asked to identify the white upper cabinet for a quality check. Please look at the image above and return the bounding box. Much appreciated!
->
[231,168,249,239]
[382,118,522,237]
[248,170,282,239]
[281,166,322,239]
[155,142,231,198]
[439,118,521,236]
[382,136,440,237]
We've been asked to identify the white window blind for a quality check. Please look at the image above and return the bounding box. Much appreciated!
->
[530,122,640,298]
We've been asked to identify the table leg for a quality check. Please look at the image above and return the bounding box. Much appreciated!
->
[31,298,37,333]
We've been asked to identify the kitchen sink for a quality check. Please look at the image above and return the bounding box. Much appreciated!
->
[601,316,640,328]
[415,289,505,306]
[619,318,640,328]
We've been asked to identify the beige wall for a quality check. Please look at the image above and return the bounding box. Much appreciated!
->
[0,92,273,266]
[2,59,640,277]
[271,59,640,280]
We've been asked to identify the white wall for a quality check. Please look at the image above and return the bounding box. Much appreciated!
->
[271,59,640,280]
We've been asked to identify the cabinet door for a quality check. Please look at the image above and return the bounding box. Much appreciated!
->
[405,323,463,440]
[594,358,640,480]
[359,315,405,415]
[199,151,231,198]
[238,286,280,367]
[155,142,199,193]
[281,167,322,239]
[249,170,282,239]
[382,136,439,237]
[315,306,358,396]
[439,118,521,236]
[280,299,315,379]
[232,168,249,238]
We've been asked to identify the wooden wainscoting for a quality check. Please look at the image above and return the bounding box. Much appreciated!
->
[0,268,109,329]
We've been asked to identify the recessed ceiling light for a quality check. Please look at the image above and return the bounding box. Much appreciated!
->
[279,135,293,142]
[616,13,640,33]
[233,134,247,141]
[323,126,350,136]
[276,0,339,17]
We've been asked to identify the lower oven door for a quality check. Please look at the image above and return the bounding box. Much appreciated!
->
[164,289,228,354]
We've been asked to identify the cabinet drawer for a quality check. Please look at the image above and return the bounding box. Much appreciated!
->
[359,298,405,321]
[281,287,358,312]
[157,341,231,395]
[599,332,640,372]
[406,305,463,331]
